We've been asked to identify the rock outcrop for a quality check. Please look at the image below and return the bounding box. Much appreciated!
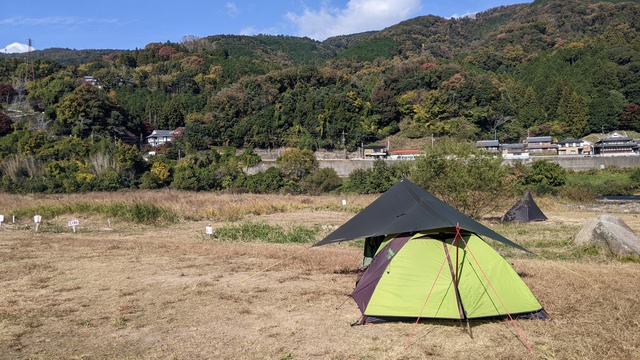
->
[575,215,640,256]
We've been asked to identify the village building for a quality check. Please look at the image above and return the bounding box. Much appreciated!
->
[557,138,592,155]
[501,143,528,159]
[475,140,500,153]
[362,145,388,159]
[526,136,557,155]
[593,133,639,155]
[146,129,176,147]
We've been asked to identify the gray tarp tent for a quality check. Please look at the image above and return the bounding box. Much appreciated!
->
[314,178,530,253]
[502,191,548,222]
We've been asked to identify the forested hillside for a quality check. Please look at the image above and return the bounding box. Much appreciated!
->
[1,0,640,194]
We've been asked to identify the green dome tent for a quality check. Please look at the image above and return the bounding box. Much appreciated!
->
[314,178,547,324]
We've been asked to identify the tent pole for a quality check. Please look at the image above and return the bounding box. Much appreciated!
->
[442,240,466,325]
[454,225,474,338]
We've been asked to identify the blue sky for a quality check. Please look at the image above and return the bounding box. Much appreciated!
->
[1,0,530,50]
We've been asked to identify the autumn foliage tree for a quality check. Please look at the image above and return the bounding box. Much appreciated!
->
[0,112,13,135]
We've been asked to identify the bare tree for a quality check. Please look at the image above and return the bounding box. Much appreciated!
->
[487,113,512,140]
[29,112,50,131]
[181,35,208,53]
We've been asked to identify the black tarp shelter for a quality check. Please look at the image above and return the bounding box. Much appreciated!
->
[502,191,547,222]
[313,178,530,253]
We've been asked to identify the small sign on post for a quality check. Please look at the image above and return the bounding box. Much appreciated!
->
[205,225,213,238]
[34,215,42,232]
[68,219,80,233]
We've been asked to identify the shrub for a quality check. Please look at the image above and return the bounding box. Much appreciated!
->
[411,138,512,219]
[558,185,597,203]
[243,167,284,193]
[630,167,640,187]
[592,178,635,196]
[214,222,318,244]
[277,148,318,180]
[302,167,342,195]
[345,160,409,194]
[524,160,566,190]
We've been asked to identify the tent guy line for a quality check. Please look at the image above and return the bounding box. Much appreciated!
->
[313,178,547,355]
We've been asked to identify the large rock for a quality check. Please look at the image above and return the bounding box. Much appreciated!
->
[575,215,640,256]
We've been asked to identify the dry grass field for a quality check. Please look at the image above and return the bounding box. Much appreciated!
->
[1,191,640,360]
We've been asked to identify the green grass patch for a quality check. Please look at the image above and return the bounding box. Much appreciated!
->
[11,202,177,225]
[564,167,639,197]
[214,222,319,244]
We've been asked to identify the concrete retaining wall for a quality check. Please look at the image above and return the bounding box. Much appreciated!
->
[504,155,640,171]
[248,155,639,178]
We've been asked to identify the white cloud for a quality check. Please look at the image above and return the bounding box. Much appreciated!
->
[226,2,240,17]
[286,0,422,40]
[240,26,256,36]
[0,16,117,26]
[240,25,282,37]
[449,12,477,19]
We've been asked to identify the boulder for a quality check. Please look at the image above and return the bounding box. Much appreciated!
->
[575,215,640,256]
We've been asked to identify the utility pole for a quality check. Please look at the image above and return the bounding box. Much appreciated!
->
[342,130,347,159]
[25,38,35,83]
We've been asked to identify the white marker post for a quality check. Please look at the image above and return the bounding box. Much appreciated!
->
[34,215,42,232]
[342,199,347,206]
[0,214,4,229]
[68,219,80,233]
[205,225,213,239]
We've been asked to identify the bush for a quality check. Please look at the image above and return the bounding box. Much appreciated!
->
[411,138,512,219]
[94,169,129,191]
[524,160,566,190]
[345,160,409,194]
[243,167,284,193]
[592,178,635,196]
[214,222,318,244]
[558,185,597,203]
[630,167,640,187]
[302,167,342,194]
[277,148,318,182]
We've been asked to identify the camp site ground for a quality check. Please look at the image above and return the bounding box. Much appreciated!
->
[1,191,639,359]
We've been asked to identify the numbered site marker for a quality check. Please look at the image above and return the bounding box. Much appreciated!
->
[34,215,42,232]
[0,214,4,229]
[68,219,80,233]
[205,225,213,238]
[342,199,347,206]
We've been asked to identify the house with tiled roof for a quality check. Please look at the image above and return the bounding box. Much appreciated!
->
[526,136,557,155]
[475,140,500,153]
[146,129,176,147]
[593,133,639,155]
[557,138,592,155]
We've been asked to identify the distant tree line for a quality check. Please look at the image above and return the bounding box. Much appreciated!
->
[0,0,639,210]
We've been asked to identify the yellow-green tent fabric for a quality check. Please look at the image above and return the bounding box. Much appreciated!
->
[315,179,546,323]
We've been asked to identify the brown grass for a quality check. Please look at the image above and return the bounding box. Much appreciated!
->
[1,192,640,359]
[0,190,375,223]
